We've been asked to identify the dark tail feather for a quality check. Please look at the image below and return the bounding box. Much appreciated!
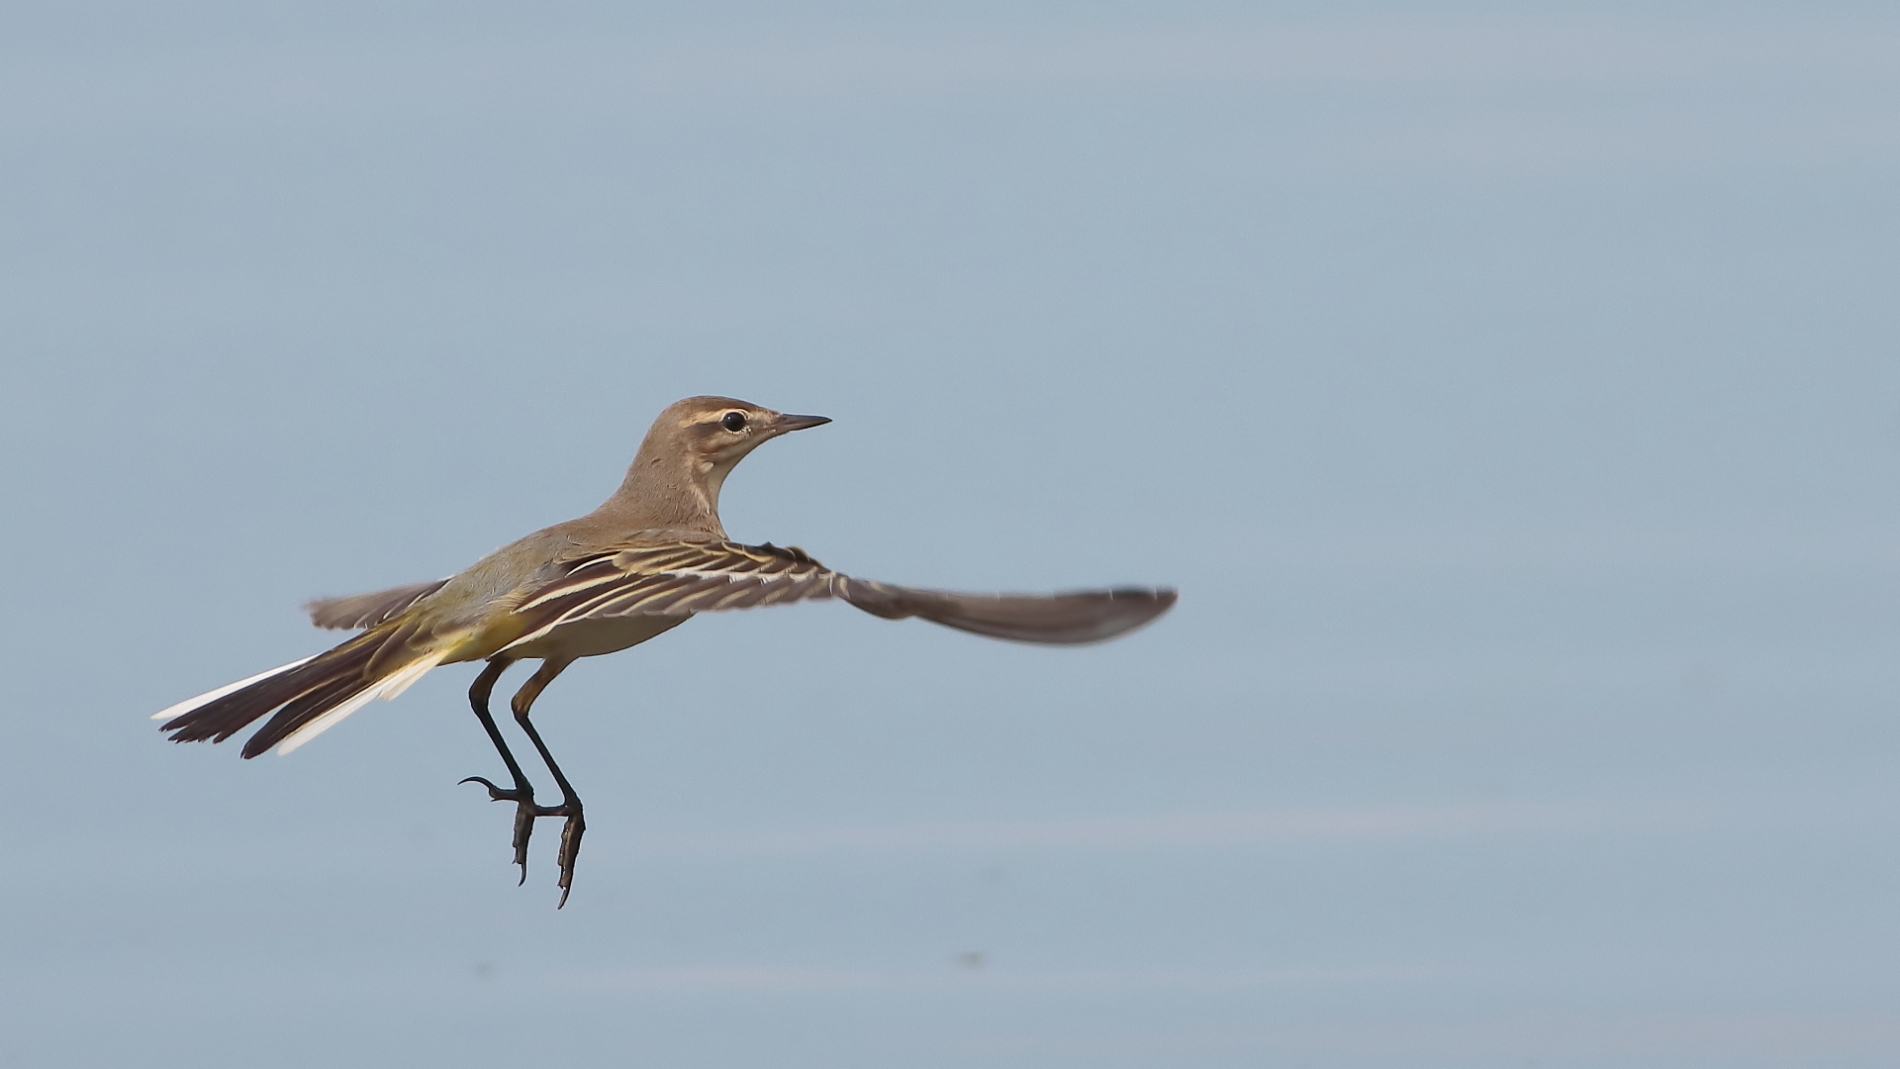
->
[836,578,1176,644]
[159,627,391,756]
[239,672,373,758]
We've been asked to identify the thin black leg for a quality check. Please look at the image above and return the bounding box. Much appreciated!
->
[510,659,583,907]
[458,656,541,884]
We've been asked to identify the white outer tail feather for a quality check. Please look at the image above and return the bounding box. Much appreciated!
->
[274,651,447,755]
[150,656,319,722]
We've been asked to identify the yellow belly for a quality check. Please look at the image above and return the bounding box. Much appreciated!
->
[502,613,689,661]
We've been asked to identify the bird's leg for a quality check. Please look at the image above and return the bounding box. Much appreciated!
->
[458,657,541,883]
[509,658,584,907]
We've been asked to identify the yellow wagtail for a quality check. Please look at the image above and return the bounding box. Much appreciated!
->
[155,396,1176,904]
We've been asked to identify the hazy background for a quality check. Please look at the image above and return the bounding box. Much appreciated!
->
[3,2,1899,1066]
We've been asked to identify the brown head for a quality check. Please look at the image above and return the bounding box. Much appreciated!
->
[605,395,830,535]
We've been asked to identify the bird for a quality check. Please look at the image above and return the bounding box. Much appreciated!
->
[154,395,1176,905]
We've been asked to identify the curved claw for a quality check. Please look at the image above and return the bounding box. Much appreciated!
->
[459,775,531,803]
[460,775,540,881]
[555,808,585,909]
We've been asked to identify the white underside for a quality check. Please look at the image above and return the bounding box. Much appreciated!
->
[152,656,318,721]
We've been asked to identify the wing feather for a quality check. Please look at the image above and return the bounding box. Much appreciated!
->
[497,540,1174,652]
[832,577,1175,644]
[305,579,450,630]
[498,542,839,654]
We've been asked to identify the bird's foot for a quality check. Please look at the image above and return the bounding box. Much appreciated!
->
[460,776,583,902]
[553,802,585,909]
[460,775,542,885]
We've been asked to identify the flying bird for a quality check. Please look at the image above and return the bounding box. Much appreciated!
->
[154,396,1176,904]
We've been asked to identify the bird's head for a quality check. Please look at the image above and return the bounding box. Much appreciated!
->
[629,396,831,512]
[659,395,830,465]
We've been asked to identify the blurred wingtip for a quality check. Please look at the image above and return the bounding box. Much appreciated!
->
[840,579,1178,645]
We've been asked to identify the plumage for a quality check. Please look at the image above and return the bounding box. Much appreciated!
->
[155,395,1175,904]
[306,579,450,630]
[150,655,317,722]
[276,652,447,754]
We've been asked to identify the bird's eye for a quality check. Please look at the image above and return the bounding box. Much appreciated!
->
[721,411,748,432]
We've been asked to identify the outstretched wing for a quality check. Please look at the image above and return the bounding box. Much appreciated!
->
[501,540,1175,651]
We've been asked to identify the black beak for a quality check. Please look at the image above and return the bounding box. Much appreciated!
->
[773,413,832,433]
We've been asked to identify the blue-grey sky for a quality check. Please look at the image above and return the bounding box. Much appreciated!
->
[4,3,1900,1067]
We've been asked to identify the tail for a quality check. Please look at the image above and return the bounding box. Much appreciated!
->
[154,621,447,758]
[835,578,1176,644]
